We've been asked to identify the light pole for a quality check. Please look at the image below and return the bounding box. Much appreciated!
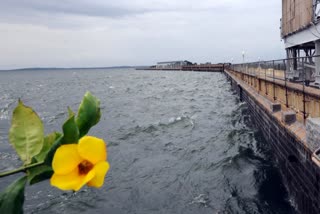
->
[242,51,245,63]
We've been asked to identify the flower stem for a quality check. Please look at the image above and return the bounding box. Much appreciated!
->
[0,162,44,178]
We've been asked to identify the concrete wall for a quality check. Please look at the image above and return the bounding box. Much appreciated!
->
[225,71,320,214]
[228,68,320,121]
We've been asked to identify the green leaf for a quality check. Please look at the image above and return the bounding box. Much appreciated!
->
[27,165,53,185]
[76,92,101,138]
[34,132,62,163]
[44,135,63,166]
[44,109,79,165]
[9,100,44,164]
[61,108,79,144]
[0,176,27,214]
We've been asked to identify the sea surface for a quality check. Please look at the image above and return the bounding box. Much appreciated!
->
[0,68,296,214]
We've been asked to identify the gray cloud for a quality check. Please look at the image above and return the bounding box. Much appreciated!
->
[0,0,285,69]
[0,0,256,24]
[1,0,146,18]
[0,1,280,30]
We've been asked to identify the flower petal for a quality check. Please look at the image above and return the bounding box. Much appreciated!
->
[50,168,95,191]
[52,144,83,175]
[78,136,107,164]
[87,161,110,188]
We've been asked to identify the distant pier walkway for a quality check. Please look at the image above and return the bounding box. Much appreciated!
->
[136,64,225,72]
[182,64,225,72]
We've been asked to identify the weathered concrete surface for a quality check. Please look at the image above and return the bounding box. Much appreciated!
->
[226,68,320,119]
[306,118,320,152]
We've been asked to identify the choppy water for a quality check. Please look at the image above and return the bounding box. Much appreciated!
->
[0,68,296,214]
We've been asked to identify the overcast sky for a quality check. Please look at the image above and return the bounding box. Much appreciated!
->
[0,0,284,69]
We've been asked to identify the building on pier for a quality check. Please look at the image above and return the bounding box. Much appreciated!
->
[156,60,193,69]
[281,0,320,85]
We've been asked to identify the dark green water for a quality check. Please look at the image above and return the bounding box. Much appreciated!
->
[0,69,296,213]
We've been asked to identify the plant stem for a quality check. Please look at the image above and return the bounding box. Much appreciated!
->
[0,162,44,178]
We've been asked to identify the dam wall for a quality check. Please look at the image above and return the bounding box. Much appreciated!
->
[224,68,320,214]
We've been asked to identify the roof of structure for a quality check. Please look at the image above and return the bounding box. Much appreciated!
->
[157,60,191,64]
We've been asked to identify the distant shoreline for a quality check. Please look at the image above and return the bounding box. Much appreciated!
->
[0,66,151,71]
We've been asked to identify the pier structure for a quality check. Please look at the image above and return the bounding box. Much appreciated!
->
[230,56,320,121]
[225,56,320,214]
[137,63,225,72]
[182,64,225,72]
[281,0,320,86]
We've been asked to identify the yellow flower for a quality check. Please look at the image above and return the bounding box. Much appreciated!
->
[50,136,110,191]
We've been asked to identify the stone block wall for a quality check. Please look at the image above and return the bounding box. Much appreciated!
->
[227,72,320,214]
[306,118,320,152]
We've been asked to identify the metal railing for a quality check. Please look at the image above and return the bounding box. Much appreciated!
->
[226,55,320,120]
[228,55,320,85]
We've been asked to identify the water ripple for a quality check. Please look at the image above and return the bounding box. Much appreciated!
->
[0,69,296,214]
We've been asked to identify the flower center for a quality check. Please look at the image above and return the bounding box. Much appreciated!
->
[78,160,94,175]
